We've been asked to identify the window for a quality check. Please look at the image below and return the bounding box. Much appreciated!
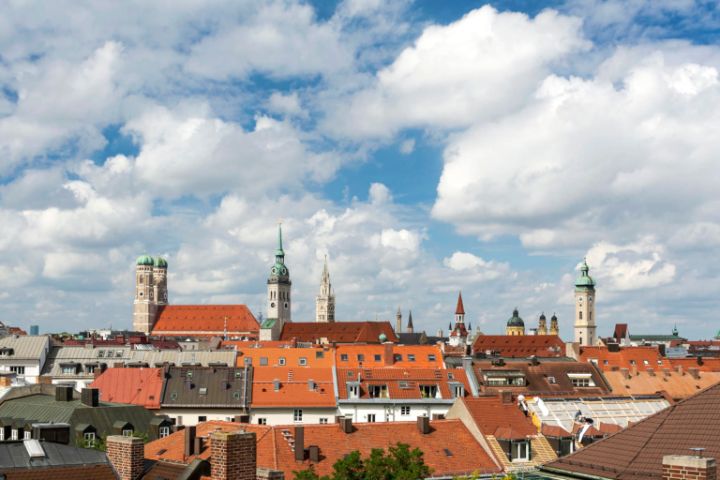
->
[357,354,365,362]
[407,354,415,362]
[368,385,389,398]
[511,441,530,461]
[294,409,303,422]
[315,351,324,359]
[299,357,307,366]
[630,360,636,365]
[0,428,4,441]
[367,414,376,423]
[589,312,592,320]
[427,354,436,361]
[451,384,465,398]
[347,383,360,399]
[10,366,25,375]
[61,365,76,374]
[568,373,595,387]
[559,438,575,456]
[86,364,97,374]
[258,418,267,425]
[419,385,439,399]
[643,360,649,366]
[199,387,208,395]
[98,350,105,358]
[393,354,402,362]
[319,418,328,424]
[159,426,170,438]
[447,372,454,380]
[11,429,18,440]
[278,357,286,366]
[400,406,411,416]
[198,416,207,422]
[23,430,31,440]
[340,354,348,362]
[115,351,123,358]
[484,371,526,386]
[260,357,268,366]
[123,429,134,437]
[84,432,95,447]
[374,354,382,362]
[579,311,582,320]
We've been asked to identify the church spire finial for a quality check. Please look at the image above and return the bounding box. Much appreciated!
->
[276,221,284,257]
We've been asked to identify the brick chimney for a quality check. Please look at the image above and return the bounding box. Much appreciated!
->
[662,455,716,480]
[417,416,430,434]
[294,426,305,461]
[107,435,144,480]
[211,430,257,480]
[384,343,394,366]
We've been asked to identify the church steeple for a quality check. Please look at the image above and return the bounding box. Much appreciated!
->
[265,223,292,332]
[406,310,414,334]
[449,292,468,346]
[315,254,335,323]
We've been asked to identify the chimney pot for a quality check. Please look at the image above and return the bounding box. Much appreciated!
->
[417,416,431,434]
[340,417,353,434]
[294,426,305,461]
[184,425,196,457]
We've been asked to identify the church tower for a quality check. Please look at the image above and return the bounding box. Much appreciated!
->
[153,257,168,306]
[574,259,596,346]
[448,292,468,346]
[550,313,559,336]
[315,256,335,323]
[395,307,402,334]
[133,255,157,334]
[266,224,292,329]
[537,313,547,335]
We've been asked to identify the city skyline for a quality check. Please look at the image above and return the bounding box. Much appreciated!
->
[0,1,719,338]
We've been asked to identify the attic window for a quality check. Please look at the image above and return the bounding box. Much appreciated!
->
[444,448,453,457]
[374,354,381,361]
[368,385,388,398]
[199,387,208,395]
[315,351,324,359]
[346,382,360,399]
[260,357,268,366]
[357,354,365,362]
[0,348,13,356]
[340,354,348,362]
[568,373,595,387]
[399,381,411,389]
[98,350,105,358]
[278,357,286,366]
[407,354,416,362]
[419,385,440,399]
[170,392,178,400]
[427,354,436,361]
[393,354,402,362]
[547,376,557,384]
[299,357,307,366]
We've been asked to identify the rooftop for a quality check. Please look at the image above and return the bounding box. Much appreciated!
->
[335,344,444,368]
[543,382,720,479]
[151,305,259,337]
[0,440,115,478]
[472,335,565,357]
[279,321,398,344]
[252,367,335,407]
[90,367,164,409]
[337,367,470,401]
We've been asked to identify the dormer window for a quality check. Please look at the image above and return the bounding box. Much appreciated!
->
[449,382,464,398]
[483,370,525,387]
[0,348,13,356]
[368,385,388,398]
[419,385,440,399]
[568,373,595,387]
[347,382,360,399]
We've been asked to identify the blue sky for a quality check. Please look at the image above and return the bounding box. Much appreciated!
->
[0,0,719,339]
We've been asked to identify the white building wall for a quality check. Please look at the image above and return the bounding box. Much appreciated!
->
[159,408,248,426]
[0,360,43,384]
[250,408,338,426]
[338,403,453,423]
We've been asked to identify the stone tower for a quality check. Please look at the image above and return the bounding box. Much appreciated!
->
[266,224,292,329]
[395,307,402,334]
[574,259,596,346]
[506,308,525,336]
[537,313,547,335]
[133,255,157,334]
[550,313,559,336]
[315,256,335,323]
[153,257,168,306]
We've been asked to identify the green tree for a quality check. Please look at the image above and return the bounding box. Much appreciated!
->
[294,443,432,480]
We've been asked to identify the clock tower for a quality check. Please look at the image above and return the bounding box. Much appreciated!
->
[574,259,596,346]
[262,223,292,340]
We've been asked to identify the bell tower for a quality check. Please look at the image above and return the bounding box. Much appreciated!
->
[133,255,157,334]
[574,259,596,346]
[266,223,292,329]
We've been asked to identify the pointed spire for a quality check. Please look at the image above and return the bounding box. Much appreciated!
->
[455,292,465,315]
[407,310,414,329]
[275,222,285,257]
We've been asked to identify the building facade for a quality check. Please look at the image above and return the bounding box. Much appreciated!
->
[506,309,525,336]
[132,256,168,334]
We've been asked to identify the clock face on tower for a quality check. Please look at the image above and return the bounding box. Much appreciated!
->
[270,302,275,308]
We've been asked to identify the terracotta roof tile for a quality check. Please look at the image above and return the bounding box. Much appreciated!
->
[151,305,259,337]
[544,381,720,480]
[90,367,164,409]
[460,396,537,438]
[236,346,334,368]
[337,367,470,400]
[602,369,720,400]
[280,322,398,344]
[472,335,565,357]
[579,345,664,372]
[335,344,444,368]
[146,420,501,478]
[252,367,335,407]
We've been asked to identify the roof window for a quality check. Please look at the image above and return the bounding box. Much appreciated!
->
[199,387,208,395]
[340,354,348,362]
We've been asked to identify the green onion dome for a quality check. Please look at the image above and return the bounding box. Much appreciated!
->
[507,308,525,327]
[154,257,168,268]
[136,255,154,266]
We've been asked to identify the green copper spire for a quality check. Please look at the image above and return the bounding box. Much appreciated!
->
[275,222,285,258]
[575,257,595,289]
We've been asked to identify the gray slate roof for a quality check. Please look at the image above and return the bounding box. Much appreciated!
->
[0,440,110,469]
[161,365,251,408]
[0,335,50,359]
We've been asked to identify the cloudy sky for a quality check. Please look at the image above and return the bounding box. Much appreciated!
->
[1,0,719,339]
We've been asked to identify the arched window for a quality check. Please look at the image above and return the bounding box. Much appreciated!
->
[579,311,583,320]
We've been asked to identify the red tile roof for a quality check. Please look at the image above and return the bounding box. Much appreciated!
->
[252,367,336,407]
[541,424,572,437]
[459,396,537,439]
[472,335,565,357]
[668,357,720,372]
[335,344,444,368]
[151,305,259,337]
[146,420,501,478]
[455,292,465,315]
[543,382,720,479]
[90,367,164,409]
[336,367,470,400]
[579,345,664,372]
[280,321,398,344]
[236,346,334,368]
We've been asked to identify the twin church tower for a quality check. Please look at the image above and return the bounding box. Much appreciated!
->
[133,224,335,335]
